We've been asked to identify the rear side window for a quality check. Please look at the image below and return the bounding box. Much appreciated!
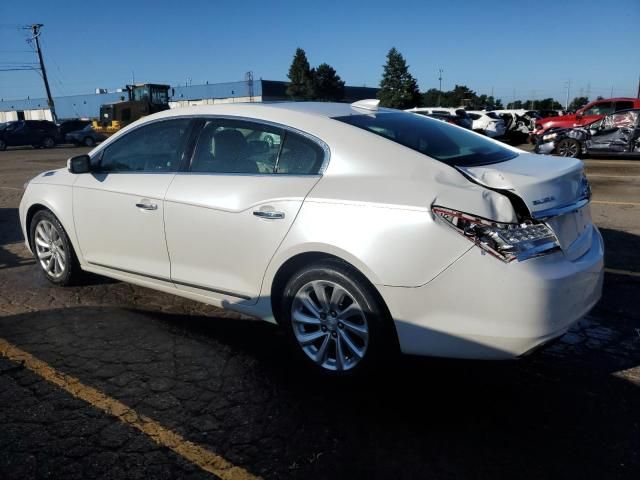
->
[98,118,192,172]
[615,101,634,111]
[191,119,283,174]
[333,112,518,167]
[276,132,325,174]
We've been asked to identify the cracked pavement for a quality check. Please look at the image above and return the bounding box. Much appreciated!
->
[1,147,639,479]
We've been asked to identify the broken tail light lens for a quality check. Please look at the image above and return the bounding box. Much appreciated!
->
[432,206,560,263]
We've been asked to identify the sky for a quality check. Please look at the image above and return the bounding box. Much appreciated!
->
[1,0,639,104]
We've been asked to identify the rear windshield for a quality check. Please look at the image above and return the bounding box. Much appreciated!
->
[333,112,517,167]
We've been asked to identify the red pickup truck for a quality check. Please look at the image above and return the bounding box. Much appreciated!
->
[533,97,640,136]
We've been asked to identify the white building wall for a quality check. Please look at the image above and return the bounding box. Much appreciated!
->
[0,109,53,122]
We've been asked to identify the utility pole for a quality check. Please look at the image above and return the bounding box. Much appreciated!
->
[30,24,57,123]
[637,75,640,98]
[437,68,443,106]
[564,79,571,111]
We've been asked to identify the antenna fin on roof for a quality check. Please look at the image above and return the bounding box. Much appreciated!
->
[351,99,380,111]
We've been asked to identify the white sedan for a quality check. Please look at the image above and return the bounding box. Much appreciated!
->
[466,110,507,137]
[19,100,603,375]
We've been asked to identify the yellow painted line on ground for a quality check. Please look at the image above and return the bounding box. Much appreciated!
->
[592,200,640,207]
[0,338,261,480]
[605,268,640,278]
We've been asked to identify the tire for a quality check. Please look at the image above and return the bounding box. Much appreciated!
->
[280,259,393,376]
[0,139,6,151]
[556,138,581,158]
[83,137,95,147]
[42,136,55,149]
[29,210,82,286]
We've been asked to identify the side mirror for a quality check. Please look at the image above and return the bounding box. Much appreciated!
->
[67,154,91,174]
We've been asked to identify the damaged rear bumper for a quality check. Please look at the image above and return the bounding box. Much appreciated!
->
[379,227,604,359]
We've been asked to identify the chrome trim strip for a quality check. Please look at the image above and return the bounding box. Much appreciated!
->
[87,261,251,300]
[531,198,589,220]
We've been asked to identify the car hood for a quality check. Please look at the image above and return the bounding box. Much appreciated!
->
[457,152,586,217]
[29,167,77,187]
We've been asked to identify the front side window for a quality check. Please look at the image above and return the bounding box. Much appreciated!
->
[97,118,192,173]
[582,102,613,116]
[5,121,23,132]
[334,112,518,167]
[191,119,283,174]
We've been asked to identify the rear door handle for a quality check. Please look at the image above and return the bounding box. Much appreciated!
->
[136,202,158,210]
[253,210,285,220]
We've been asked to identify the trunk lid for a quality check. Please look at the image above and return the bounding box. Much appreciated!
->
[458,152,587,217]
[458,152,592,260]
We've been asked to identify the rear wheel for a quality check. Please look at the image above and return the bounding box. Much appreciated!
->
[0,139,6,151]
[30,210,82,286]
[42,136,55,149]
[556,138,581,158]
[281,259,393,376]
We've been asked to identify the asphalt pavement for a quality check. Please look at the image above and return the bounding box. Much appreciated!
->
[1,146,639,479]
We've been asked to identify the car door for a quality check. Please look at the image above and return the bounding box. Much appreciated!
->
[73,118,195,279]
[586,111,639,154]
[5,121,27,146]
[164,118,326,302]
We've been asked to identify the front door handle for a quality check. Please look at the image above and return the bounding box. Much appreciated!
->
[136,202,158,210]
[253,210,285,220]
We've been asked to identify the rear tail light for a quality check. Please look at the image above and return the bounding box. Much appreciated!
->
[432,206,560,262]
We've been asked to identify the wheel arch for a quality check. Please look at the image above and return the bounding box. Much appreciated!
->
[268,250,400,350]
[25,202,81,262]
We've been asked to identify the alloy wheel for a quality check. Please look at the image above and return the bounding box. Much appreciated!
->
[557,139,579,157]
[34,219,66,279]
[291,279,369,371]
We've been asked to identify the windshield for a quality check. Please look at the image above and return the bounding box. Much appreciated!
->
[333,112,518,167]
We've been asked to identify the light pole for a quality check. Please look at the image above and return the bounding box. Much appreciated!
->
[30,24,57,123]
[437,68,443,106]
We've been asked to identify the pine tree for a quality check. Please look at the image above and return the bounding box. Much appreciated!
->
[286,48,315,100]
[313,63,345,101]
[377,48,421,109]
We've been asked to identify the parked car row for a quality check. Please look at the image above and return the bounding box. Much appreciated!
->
[406,108,473,129]
[534,109,640,158]
[0,118,104,151]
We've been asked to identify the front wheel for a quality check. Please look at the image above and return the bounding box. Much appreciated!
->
[83,137,95,147]
[556,138,581,158]
[30,210,82,286]
[281,260,393,375]
[42,136,55,149]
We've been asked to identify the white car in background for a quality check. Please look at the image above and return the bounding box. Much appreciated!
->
[19,100,603,376]
[466,110,507,137]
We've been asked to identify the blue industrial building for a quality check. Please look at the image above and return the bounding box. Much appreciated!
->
[0,79,378,121]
